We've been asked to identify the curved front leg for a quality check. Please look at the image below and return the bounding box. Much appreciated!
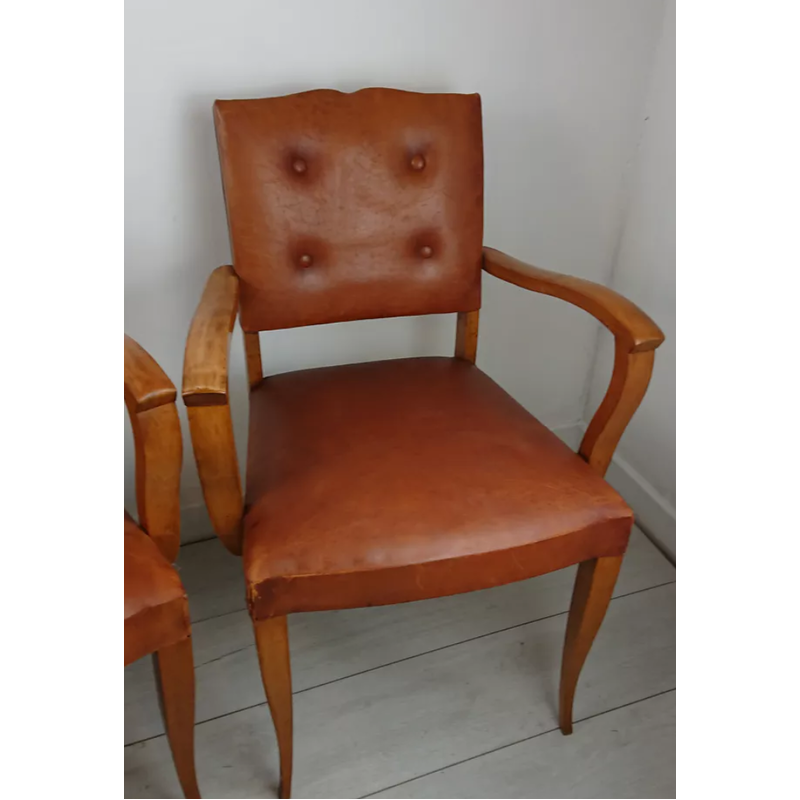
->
[154,635,201,798]
[559,556,623,734]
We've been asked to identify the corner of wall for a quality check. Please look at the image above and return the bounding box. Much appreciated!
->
[579,1,675,561]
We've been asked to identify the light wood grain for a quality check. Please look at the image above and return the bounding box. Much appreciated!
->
[254,617,293,799]
[559,556,622,734]
[182,265,239,406]
[454,310,479,363]
[182,266,245,555]
[579,341,656,476]
[186,405,243,555]
[125,334,178,414]
[244,331,262,389]
[124,583,675,798]
[372,691,676,798]
[125,335,182,561]
[129,403,183,562]
[153,638,201,799]
[124,529,673,744]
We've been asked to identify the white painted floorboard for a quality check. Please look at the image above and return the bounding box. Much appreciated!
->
[372,691,676,799]
[124,526,675,799]
[124,528,674,745]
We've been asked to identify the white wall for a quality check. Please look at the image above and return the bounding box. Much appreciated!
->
[587,0,675,557]
[125,0,666,542]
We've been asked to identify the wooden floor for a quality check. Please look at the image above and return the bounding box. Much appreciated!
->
[124,527,676,799]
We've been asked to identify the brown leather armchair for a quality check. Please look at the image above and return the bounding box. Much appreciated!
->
[125,335,200,799]
[183,89,664,799]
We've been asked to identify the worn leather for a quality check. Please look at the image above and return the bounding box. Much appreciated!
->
[243,358,633,618]
[214,89,484,332]
[124,515,189,665]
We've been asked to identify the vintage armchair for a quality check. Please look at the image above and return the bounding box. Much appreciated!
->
[125,335,200,799]
[183,89,664,799]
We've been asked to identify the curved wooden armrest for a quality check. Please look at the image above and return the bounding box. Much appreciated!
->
[183,265,239,407]
[124,336,182,561]
[482,247,664,353]
[482,247,665,476]
[182,266,243,555]
[125,334,177,413]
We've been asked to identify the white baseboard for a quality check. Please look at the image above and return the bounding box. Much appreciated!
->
[551,422,676,562]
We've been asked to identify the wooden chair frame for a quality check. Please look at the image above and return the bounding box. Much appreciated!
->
[183,249,663,797]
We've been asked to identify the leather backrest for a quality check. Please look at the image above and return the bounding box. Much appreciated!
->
[214,88,484,331]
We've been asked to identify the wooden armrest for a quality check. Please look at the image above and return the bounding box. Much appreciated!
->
[482,247,664,353]
[124,336,182,561]
[125,334,177,413]
[482,247,665,476]
[182,266,243,555]
[183,265,239,406]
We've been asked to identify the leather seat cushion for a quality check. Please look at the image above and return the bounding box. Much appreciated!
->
[244,357,633,618]
[124,515,188,664]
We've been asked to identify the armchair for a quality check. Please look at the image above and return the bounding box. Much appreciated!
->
[183,88,664,798]
[125,335,200,798]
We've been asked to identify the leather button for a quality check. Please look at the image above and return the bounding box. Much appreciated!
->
[298,254,313,268]
[410,154,426,171]
[292,158,307,174]
[419,245,433,259]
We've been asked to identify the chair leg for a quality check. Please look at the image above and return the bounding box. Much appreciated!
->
[153,636,201,799]
[254,616,294,799]
[559,555,623,735]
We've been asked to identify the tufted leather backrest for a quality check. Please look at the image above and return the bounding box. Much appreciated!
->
[213,88,484,332]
